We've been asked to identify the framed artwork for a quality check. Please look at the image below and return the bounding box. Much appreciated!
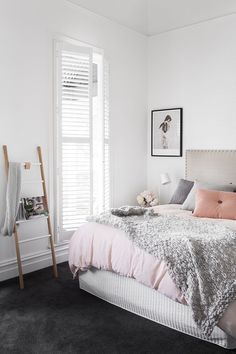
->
[151,108,183,157]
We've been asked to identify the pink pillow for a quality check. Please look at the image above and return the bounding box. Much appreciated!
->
[193,189,236,220]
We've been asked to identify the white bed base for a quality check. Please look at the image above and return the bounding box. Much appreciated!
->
[80,269,236,349]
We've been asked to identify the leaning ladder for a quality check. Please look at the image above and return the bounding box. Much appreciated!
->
[3,145,58,289]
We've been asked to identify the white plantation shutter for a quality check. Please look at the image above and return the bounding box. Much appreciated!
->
[56,42,93,240]
[103,60,110,210]
[55,40,110,241]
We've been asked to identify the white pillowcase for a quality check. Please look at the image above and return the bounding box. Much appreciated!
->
[181,181,236,211]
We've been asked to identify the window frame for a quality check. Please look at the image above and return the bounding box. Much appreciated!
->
[53,37,110,244]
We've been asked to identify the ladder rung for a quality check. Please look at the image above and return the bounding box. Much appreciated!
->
[22,180,44,184]
[19,234,51,244]
[16,216,48,224]
[21,162,41,167]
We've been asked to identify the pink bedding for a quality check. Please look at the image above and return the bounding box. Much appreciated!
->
[69,221,186,304]
[69,204,236,338]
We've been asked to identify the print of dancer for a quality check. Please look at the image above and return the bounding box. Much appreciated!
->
[159,115,172,149]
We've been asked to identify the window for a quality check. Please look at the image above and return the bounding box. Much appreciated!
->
[55,40,110,241]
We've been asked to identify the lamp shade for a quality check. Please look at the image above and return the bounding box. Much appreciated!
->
[160,173,171,185]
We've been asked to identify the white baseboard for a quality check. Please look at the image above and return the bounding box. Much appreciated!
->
[0,243,69,282]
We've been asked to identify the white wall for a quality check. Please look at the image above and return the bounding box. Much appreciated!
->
[1,1,236,281]
[147,14,236,203]
[0,0,147,280]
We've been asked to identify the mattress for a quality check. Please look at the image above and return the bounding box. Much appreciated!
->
[80,268,236,349]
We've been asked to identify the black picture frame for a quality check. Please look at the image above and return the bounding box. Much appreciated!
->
[151,108,183,157]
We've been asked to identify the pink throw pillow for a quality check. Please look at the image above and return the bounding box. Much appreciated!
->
[193,189,236,220]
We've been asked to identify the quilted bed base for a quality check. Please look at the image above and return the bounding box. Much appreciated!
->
[79,269,236,349]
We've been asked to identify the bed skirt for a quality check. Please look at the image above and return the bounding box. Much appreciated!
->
[79,269,236,349]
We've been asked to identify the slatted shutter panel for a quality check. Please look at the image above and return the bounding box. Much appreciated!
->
[55,40,110,242]
[57,42,93,240]
[103,60,110,210]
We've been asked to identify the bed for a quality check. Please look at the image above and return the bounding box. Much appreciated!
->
[69,150,236,349]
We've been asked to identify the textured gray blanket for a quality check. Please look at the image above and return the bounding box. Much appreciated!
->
[88,211,236,337]
[1,162,22,236]
[111,205,155,217]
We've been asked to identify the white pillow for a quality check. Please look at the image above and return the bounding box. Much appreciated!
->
[181,181,236,211]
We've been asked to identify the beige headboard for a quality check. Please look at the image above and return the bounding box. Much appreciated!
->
[185,150,236,185]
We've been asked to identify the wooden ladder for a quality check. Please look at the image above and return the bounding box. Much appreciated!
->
[3,145,58,289]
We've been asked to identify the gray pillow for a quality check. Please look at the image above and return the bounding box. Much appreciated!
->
[169,179,194,204]
[182,181,236,211]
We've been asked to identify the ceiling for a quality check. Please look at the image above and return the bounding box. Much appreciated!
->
[68,0,236,36]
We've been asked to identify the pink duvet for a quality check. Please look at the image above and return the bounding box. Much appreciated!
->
[69,220,187,304]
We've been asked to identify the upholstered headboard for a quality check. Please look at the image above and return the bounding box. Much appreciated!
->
[185,150,236,185]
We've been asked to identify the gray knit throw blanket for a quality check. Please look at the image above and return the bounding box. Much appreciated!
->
[88,210,236,337]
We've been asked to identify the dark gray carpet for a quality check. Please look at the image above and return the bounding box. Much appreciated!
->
[0,263,235,354]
